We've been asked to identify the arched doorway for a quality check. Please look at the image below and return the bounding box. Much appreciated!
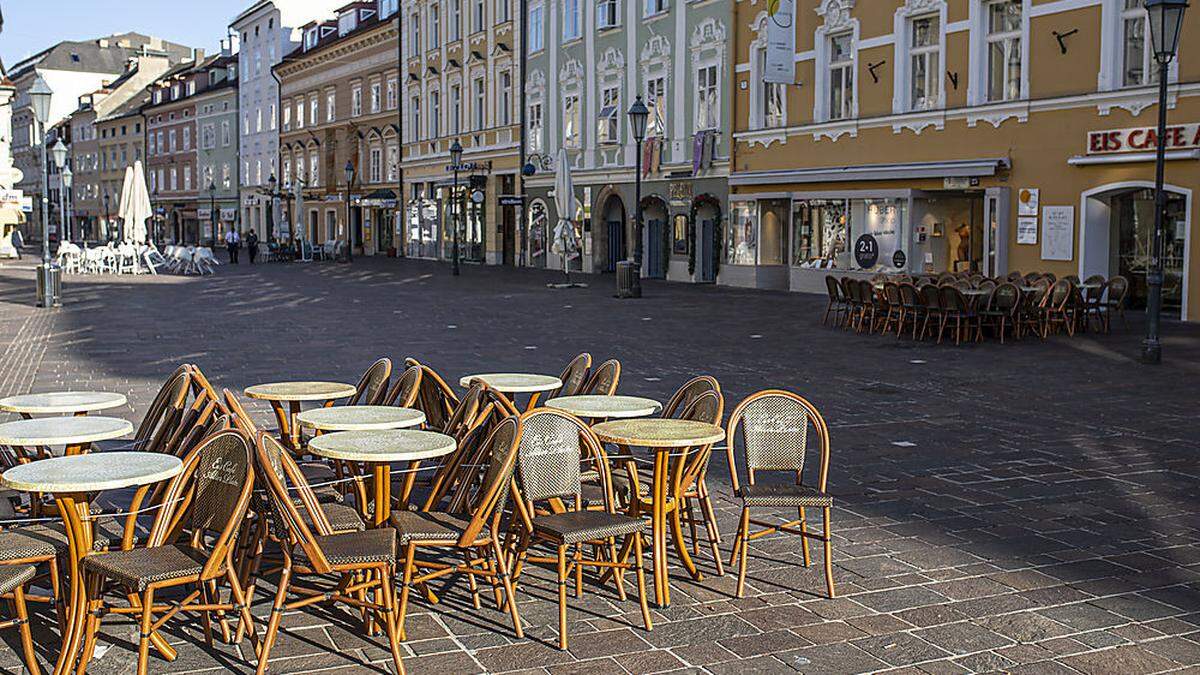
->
[691,194,721,282]
[1080,181,1191,319]
[599,193,626,273]
[641,196,670,279]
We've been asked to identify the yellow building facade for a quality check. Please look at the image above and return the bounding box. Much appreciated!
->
[731,0,1200,321]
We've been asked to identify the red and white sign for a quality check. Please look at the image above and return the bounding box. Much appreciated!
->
[1087,124,1200,154]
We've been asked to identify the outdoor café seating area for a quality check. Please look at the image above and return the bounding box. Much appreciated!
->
[0,356,834,674]
[823,271,1131,345]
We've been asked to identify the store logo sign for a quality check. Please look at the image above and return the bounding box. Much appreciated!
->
[1087,124,1200,154]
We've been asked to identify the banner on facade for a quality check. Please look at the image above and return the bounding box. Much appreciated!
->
[1087,123,1200,154]
[763,0,795,85]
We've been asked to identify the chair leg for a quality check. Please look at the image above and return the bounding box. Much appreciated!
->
[377,568,407,675]
[697,486,724,576]
[13,584,42,675]
[256,565,291,675]
[607,540,628,601]
[556,543,569,650]
[798,506,811,567]
[225,567,259,655]
[75,571,104,675]
[489,538,523,639]
[822,507,836,599]
[136,588,156,675]
[463,550,482,610]
[734,507,750,599]
[397,543,416,641]
[632,533,653,632]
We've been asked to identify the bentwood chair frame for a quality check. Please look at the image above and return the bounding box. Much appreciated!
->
[581,359,621,395]
[347,357,393,407]
[390,417,524,643]
[980,282,1022,344]
[254,432,406,675]
[674,391,726,577]
[822,275,847,326]
[508,409,653,650]
[404,358,460,433]
[549,352,593,400]
[382,364,423,408]
[726,390,835,599]
[0,565,41,675]
[917,284,943,340]
[78,429,259,675]
[1105,275,1130,330]
[1041,279,1077,337]
[898,283,922,339]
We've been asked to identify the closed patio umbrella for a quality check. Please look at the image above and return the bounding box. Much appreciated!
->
[120,161,151,245]
[549,148,585,288]
[115,165,134,242]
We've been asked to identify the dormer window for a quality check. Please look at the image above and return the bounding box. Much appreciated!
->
[338,11,358,36]
[304,27,319,50]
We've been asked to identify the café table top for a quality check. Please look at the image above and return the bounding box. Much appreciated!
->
[592,419,726,448]
[458,373,563,394]
[1079,283,1103,290]
[0,416,134,447]
[0,451,182,493]
[296,406,425,432]
[546,395,662,419]
[244,381,358,402]
[960,289,991,296]
[308,429,456,463]
[0,391,127,415]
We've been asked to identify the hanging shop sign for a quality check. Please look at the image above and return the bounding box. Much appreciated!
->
[763,0,795,85]
[498,195,524,206]
[1087,124,1200,154]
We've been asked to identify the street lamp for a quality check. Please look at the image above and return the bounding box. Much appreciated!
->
[61,164,72,243]
[208,182,218,248]
[267,173,277,243]
[343,160,355,262]
[450,139,463,276]
[103,193,110,242]
[625,96,650,299]
[1141,0,1188,365]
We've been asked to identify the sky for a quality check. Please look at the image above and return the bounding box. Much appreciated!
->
[1,0,244,68]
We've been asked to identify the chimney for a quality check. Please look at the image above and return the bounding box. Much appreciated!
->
[193,48,205,63]
[149,37,162,51]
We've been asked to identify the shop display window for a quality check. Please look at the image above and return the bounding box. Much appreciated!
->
[726,202,757,265]
[792,199,848,269]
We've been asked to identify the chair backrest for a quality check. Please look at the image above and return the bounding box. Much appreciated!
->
[841,277,859,303]
[883,282,901,306]
[1062,274,1080,284]
[348,357,392,406]
[662,375,721,419]
[824,275,841,301]
[953,279,973,291]
[1007,271,1024,282]
[898,282,920,306]
[550,352,592,399]
[136,367,194,452]
[423,421,491,512]
[442,381,489,441]
[383,364,422,408]
[405,358,460,431]
[254,432,337,572]
[1083,274,1106,286]
[939,285,965,312]
[222,389,259,435]
[511,410,620,516]
[725,390,831,495]
[992,283,1021,313]
[920,284,941,309]
[1047,279,1072,308]
[1107,276,1129,306]
[977,279,997,293]
[582,359,620,396]
[187,365,230,417]
[859,279,882,306]
[456,416,522,546]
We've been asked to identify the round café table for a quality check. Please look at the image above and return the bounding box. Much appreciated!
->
[592,418,726,607]
[0,392,127,419]
[1,452,182,675]
[0,416,134,459]
[296,406,425,433]
[244,381,357,451]
[545,395,661,420]
[458,373,562,411]
[308,429,456,527]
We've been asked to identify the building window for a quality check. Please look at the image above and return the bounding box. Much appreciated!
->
[563,94,581,148]
[170,168,178,191]
[369,147,382,183]
[269,103,276,129]
[451,84,462,134]
[528,3,544,52]
[387,142,399,181]
[909,15,940,110]
[326,91,336,122]
[473,77,486,130]
[474,0,485,31]
[757,48,785,128]
[169,130,177,152]
[352,86,363,116]
[644,0,667,16]
[450,0,462,39]
[309,151,319,185]
[222,120,231,146]
[527,101,543,153]
[380,0,399,18]
[498,70,512,126]
[295,101,304,129]
[282,159,291,188]
[1122,0,1154,86]
[597,0,619,29]
[597,86,619,144]
[645,76,666,137]
[828,33,854,120]
[370,82,381,113]
[410,13,421,55]
[387,77,398,109]
[201,123,215,149]
[431,4,441,48]
[410,96,422,140]
[431,90,442,137]
[695,64,718,131]
[309,97,318,125]
[985,0,1022,102]
[496,0,511,23]
[563,0,581,40]
[183,166,192,191]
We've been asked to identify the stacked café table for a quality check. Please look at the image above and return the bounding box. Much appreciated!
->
[0,392,127,419]
[458,373,562,411]
[244,381,357,451]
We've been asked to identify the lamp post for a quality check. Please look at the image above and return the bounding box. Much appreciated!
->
[103,193,110,242]
[1141,0,1188,364]
[208,182,217,247]
[343,160,355,262]
[61,164,72,242]
[450,139,463,276]
[267,173,277,243]
[626,96,650,299]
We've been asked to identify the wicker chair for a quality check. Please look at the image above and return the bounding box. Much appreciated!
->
[916,284,942,340]
[839,277,860,330]
[89,367,191,459]
[254,433,406,675]
[509,409,652,650]
[380,364,419,407]
[726,390,834,599]
[404,358,460,432]
[675,391,727,576]
[938,286,979,345]
[980,282,1022,343]
[1007,270,1024,282]
[549,352,592,399]
[822,275,846,326]
[347,357,393,406]
[390,417,524,642]
[1105,275,1130,329]
[880,282,903,335]
[898,282,922,339]
[1042,279,1076,337]
[0,565,40,674]
[79,430,259,675]
[662,375,720,419]
[581,359,621,395]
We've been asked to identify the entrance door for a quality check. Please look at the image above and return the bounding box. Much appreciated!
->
[607,220,623,272]
[502,206,516,265]
[982,188,1009,277]
[699,218,715,282]
[646,219,665,278]
[1115,188,1187,312]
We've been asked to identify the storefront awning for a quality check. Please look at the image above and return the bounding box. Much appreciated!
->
[729,158,1011,186]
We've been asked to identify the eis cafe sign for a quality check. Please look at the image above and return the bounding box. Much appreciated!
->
[1088,124,1200,154]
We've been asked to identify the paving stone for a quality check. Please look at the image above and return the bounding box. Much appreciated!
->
[911,621,1013,654]
[977,612,1074,642]
[1059,645,1181,673]
[780,642,890,674]
[851,632,951,667]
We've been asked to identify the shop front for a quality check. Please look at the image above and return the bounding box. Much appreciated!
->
[353,190,399,256]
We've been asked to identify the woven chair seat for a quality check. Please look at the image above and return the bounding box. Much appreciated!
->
[737,483,832,508]
[0,515,135,560]
[314,502,365,533]
[389,510,471,545]
[0,564,36,595]
[83,544,208,591]
[309,528,396,567]
[532,510,644,545]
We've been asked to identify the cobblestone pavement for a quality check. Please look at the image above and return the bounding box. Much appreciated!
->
[0,256,1198,674]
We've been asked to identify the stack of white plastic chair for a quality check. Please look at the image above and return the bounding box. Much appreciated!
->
[193,247,219,275]
[116,242,138,274]
[141,244,163,275]
[56,242,82,274]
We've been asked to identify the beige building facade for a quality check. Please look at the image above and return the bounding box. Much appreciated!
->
[731,0,1200,322]
[276,2,401,255]
[399,0,522,265]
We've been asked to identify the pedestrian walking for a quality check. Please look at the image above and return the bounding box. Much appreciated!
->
[11,228,23,260]
[246,229,259,264]
[225,228,241,264]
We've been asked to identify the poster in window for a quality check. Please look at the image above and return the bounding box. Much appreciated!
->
[1040,206,1073,261]
[763,0,795,85]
